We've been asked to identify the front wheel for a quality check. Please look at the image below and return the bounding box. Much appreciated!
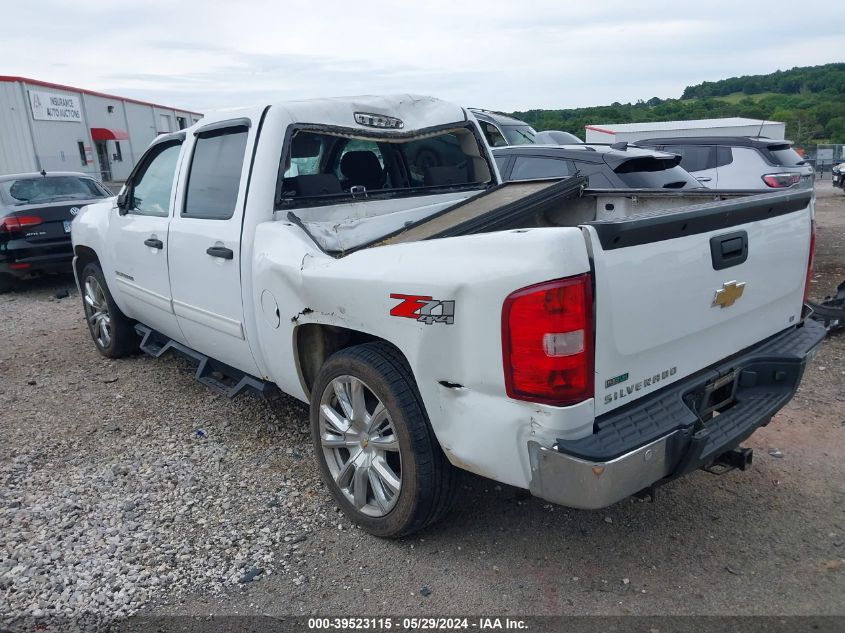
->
[81,262,139,358]
[310,342,457,537]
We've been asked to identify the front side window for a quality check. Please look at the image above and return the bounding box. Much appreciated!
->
[130,142,182,217]
[183,127,249,220]
[480,122,508,147]
[510,156,575,180]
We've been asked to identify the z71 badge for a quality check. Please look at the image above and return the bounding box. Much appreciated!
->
[390,294,455,325]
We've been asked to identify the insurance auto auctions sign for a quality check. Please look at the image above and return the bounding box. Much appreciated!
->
[28,90,82,122]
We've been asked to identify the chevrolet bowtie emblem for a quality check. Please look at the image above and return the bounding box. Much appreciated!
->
[713,280,746,308]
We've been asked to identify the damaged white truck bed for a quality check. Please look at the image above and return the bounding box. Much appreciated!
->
[71,95,825,536]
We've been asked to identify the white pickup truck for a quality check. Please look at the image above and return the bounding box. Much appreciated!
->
[71,95,825,537]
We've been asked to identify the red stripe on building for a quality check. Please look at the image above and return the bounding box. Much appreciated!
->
[0,76,201,115]
[584,125,616,135]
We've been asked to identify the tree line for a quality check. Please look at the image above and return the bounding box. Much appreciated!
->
[511,63,845,147]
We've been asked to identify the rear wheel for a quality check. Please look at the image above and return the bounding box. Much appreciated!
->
[310,342,457,537]
[81,262,139,358]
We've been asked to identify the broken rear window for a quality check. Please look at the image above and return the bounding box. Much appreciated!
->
[277,126,492,208]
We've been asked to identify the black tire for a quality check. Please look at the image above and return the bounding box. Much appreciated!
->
[310,341,458,537]
[0,273,16,294]
[80,262,139,358]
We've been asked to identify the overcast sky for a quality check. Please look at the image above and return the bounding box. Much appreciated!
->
[3,0,844,114]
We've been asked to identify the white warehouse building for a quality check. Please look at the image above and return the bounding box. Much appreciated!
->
[584,117,786,144]
[0,76,202,182]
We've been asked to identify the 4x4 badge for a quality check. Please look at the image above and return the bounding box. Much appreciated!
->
[390,294,455,325]
[713,280,746,308]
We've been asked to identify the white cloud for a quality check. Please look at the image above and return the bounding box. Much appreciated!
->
[1,0,843,113]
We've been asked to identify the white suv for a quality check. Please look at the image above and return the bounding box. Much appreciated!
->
[635,136,814,190]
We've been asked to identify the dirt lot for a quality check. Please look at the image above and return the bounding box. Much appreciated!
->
[1,186,843,628]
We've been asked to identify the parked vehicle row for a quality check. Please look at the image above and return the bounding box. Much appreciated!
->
[70,95,823,537]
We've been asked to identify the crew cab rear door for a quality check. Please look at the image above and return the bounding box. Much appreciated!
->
[585,189,813,416]
[167,117,261,375]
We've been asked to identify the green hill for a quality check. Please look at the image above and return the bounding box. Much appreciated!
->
[511,63,845,147]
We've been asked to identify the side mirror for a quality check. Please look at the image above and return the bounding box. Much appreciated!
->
[116,190,129,215]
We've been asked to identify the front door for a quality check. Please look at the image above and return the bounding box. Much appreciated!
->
[106,138,185,342]
[95,141,112,181]
[167,121,260,375]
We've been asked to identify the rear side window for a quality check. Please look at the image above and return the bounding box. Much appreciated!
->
[765,145,805,166]
[614,158,700,189]
[510,156,575,180]
[183,126,249,219]
[662,145,714,172]
[714,146,733,168]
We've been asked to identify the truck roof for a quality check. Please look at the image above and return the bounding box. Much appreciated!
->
[195,95,468,134]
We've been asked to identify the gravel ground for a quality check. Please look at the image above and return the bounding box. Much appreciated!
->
[0,186,843,630]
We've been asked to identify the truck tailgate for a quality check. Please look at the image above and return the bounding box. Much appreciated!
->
[584,189,813,416]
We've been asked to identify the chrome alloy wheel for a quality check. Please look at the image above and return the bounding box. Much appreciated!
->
[84,275,112,349]
[319,375,402,517]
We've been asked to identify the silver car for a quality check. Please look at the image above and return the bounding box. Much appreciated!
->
[634,136,814,190]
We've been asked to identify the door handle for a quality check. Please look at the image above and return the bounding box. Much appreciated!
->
[144,237,163,249]
[696,176,712,182]
[206,245,234,260]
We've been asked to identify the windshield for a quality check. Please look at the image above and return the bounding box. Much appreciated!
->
[1,176,109,205]
[501,125,537,145]
[279,126,492,207]
[614,158,700,189]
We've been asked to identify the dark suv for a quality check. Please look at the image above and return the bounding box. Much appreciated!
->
[634,136,813,190]
[492,144,701,189]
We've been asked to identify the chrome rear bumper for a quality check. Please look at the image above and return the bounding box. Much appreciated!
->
[526,319,826,510]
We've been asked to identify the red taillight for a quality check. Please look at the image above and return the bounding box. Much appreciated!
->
[502,274,594,406]
[0,215,43,233]
[762,173,801,188]
[803,219,816,305]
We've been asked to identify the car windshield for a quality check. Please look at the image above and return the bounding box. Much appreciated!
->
[1,176,109,205]
[501,125,537,145]
[613,157,701,189]
[767,145,805,166]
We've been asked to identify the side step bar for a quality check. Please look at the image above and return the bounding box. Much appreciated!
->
[135,324,276,400]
